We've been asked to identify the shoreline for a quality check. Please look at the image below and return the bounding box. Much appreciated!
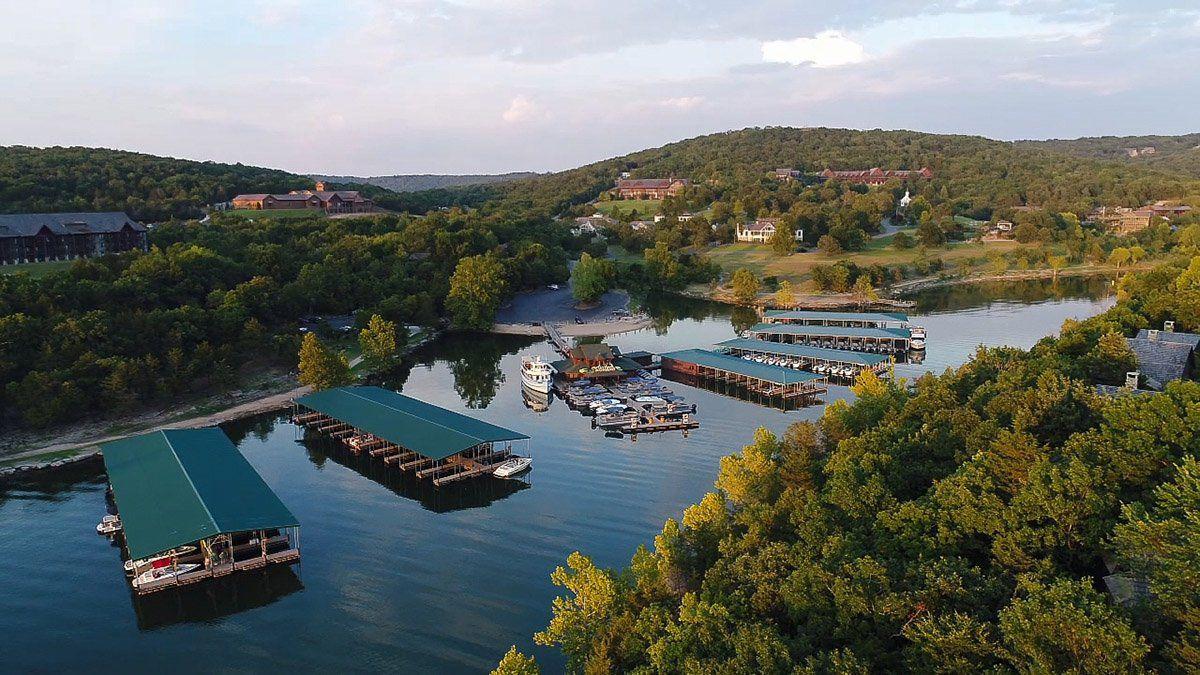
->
[491,314,654,337]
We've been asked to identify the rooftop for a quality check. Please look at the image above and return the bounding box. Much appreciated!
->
[748,323,912,340]
[294,386,528,461]
[660,349,825,385]
[1135,329,1200,351]
[0,212,145,238]
[716,338,890,366]
[102,428,298,561]
[1126,337,1193,390]
[763,309,909,323]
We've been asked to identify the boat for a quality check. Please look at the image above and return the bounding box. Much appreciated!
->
[133,562,202,587]
[124,546,198,575]
[633,395,666,404]
[520,356,554,393]
[522,384,551,412]
[588,397,623,409]
[909,325,927,340]
[493,456,533,478]
[595,404,630,415]
[96,516,122,535]
[910,338,926,350]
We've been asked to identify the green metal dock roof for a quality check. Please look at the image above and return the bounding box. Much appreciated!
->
[295,386,528,461]
[102,428,298,561]
[763,309,909,323]
[748,323,911,339]
[717,338,890,366]
[660,349,825,384]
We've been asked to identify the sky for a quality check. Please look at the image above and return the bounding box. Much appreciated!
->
[1,1,1198,175]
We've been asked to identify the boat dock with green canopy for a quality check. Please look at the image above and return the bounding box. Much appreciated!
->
[747,322,912,353]
[101,428,300,595]
[716,337,891,374]
[292,386,530,486]
[762,309,909,327]
[658,349,827,404]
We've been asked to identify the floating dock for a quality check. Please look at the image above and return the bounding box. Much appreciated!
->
[659,349,827,403]
[101,428,300,595]
[715,338,892,380]
[293,386,530,487]
[762,309,909,328]
[746,322,913,353]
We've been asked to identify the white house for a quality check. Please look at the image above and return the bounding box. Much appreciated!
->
[899,189,912,209]
[629,220,653,232]
[571,214,614,237]
[736,218,803,243]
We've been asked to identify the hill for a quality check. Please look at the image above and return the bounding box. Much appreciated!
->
[311,172,538,193]
[1018,132,1200,179]
[0,146,311,221]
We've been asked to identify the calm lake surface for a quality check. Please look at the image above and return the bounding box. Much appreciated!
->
[0,278,1114,673]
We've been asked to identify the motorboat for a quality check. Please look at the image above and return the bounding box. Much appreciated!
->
[133,562,202,587]
[97,516,123,536]
[522,384,551,412]
[124,546,198,575]
[910,338,926,350]
[595,403,630,415]
[909,325,927,340]
[521,356,554,394]
[588,397,623,409]
[493,456,533,478]
[633,395,666,404]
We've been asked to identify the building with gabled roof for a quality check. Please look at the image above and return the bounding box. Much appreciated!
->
[0,212,147,265]
[613,177,689,199]
[820,167,932,185]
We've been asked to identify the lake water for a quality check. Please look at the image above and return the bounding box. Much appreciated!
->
[0,277,1114,673]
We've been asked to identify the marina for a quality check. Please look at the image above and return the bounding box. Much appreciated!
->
[0,279,1117,673]
[660,348,828,404]
[715,337,892,382]
[746,322,916,353]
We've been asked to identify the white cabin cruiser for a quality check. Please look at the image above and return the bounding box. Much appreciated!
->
[133,562,202,586]
[96,516,123,536]
[520,356,553,393]
[494,456,532,478]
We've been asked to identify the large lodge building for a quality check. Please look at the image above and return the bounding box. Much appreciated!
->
[613,178,690,200]
[820,167,933,185]
[231,182,375,214]
[0,212,148,265]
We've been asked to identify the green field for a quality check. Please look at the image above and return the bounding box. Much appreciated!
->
[594,199,661,217]
[0,259,76,278]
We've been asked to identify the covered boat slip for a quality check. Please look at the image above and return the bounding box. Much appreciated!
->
[747,322,912,353]
[293,386,530,487]
[717,338,892,373]
[762,309,909,328]
[101,428,300,595]
[659,349,827,403]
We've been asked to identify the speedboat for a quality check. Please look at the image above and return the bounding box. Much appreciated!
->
[521,356,554,393]
[493,456,533,478]
[133,562,202,587]
[97,517,123,536]
[124,546,198,575]
[633,395,666,404]
[588,397,623,409]
[595,404,629,415]
[910,338,926,350]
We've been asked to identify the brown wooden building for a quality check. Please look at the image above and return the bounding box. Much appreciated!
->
[231,182,375,214]
[613,178,689,200]
[0,212,148,265]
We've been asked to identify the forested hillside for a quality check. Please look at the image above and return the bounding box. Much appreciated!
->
[1020,133,1200,178]
[0,146,312,221]
[312,172,538,193]
[514,257,1200,673]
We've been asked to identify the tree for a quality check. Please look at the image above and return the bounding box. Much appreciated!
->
[1109,247,1132,269]
[892,231,914,250]
[359,314,399,368]
[447,254,508,330]
[775,280,796,308]
[298,332,353,390]
[1048,255,1069,279]
[731,268,761,304]
[770,225,796,256]
[916,219,946,247]
[852,275,878,301]
[1080,332,1138,385]
[492,646,540,675]
[817,234,843,256]
[572,252,616,304]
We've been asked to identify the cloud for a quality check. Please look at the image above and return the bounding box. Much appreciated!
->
[761,31,868,68]
[661,96,705,110]
[501,95,543,123]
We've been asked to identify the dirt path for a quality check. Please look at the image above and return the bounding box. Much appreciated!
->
[1,385,311,468]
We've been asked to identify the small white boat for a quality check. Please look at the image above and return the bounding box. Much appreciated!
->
[909,325,927,340]
[910,338,926,350]
[133,562,202,586]
[124,545,198,574]
[493,456,532,478]
[633,395,666,404]
[97,517,123,535]
[595,404,630,415]
[588,397,623,409]
[521,356,554,393]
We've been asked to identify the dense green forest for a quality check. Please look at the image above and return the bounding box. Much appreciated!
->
[504,257,1200,673]
[0,209,572,429]
[1020,133,1200,179]
[0,146,313,221]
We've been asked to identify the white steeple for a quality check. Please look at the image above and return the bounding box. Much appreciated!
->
[899,189,912,209]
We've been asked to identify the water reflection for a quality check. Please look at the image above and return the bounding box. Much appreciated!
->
[911,276,1114,314]
[298,433,531,513]
[659,370,814,411]
[394,332,537,409]
[131,564,303,631]
[0,458,105,507]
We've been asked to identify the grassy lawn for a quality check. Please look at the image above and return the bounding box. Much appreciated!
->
[594,199,661,217]
[225,208,326,220]
[704,239,1030,288]
[0,259,76,278]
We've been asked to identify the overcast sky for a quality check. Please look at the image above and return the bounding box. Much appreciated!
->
[2,1,1198,175]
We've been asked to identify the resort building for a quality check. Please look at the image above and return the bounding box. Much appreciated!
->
[292,386,530,486]
[572,214,614,236]
[773,168,801,181]
[736,218,803,243]
[820,167,933,185]
[551,343,642,381]
[102,428,300,595]
[231,182,375,213]
[0,212,148,265]
[1125,324,1199,390]
[613,178,690,199]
